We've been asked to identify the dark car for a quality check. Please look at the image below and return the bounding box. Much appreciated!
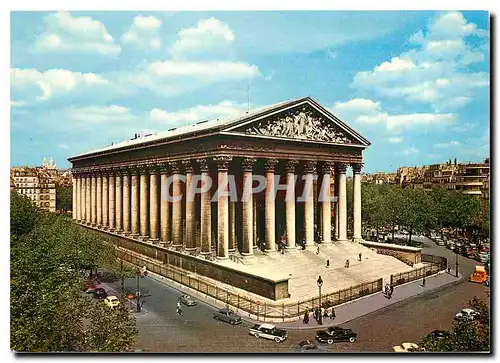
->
[93,287,108,301]
[316,326,357,344]
[426,330,450,340]
[213,308,242,325]
[294,340,329,353]
[179,294,197,307]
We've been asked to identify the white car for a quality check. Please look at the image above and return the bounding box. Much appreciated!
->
[249,323,288,343]
[455,308,479,321]
[393,342,420,352]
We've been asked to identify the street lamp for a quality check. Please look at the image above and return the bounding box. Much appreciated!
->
[136,268,141,313]
[317,276,323,325]
[455,251,459,278]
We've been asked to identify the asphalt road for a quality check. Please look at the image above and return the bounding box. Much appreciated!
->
[105,235,489,353]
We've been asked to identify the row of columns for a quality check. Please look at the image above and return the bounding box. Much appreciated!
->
[72,159,363,260]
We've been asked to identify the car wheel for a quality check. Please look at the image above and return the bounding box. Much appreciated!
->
[254,333,260,339]
[349,337,356,343]
[327,339,334,345]
[230,320,235,325]
[274,337,282,343]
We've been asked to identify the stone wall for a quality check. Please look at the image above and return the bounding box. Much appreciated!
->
[360,241,422,266]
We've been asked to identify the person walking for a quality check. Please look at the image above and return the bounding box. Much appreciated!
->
[447,266,451,274]
[326,259,330,268]
[176,300,183,316]
[303,310,309,324]
[345,259,350,268]
[316,246,320,255]
[321,306,326,319]
[359,253,362,262]
[390,284,394,297]
[330,307,336,320]
[322,307,328,319]
[422,276,426,287]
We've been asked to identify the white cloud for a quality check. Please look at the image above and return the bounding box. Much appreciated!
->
[169,17,235,59]
[129,60,260,96]
[451,122,475,132]
[399,146,419,155]
[388,137,404,143]
[11,68,111,101]
[352,11,489,112]
[35,11,120,56]
[58,144,69,149]
[150,100,247,125]
[65,105,135,123]
[10,100,27,107]
[332,98,456,131]
[434,140,461,148]
[121,15,162,50]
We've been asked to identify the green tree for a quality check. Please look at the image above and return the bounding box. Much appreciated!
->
[56,186,72,212]
[10,191,40,239]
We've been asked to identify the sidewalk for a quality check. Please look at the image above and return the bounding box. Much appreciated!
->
[277,270,463,330]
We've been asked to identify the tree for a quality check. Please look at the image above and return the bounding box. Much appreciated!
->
[56,186,72,212]
[10,191,40,239]
[10,193,138,352]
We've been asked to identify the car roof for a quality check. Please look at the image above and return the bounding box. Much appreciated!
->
[402,342,418,348]
[259,323,276,329]
[462,308,476,313]
[107,295,118,299]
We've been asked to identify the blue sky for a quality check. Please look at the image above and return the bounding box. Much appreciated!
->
[10,10,490,173]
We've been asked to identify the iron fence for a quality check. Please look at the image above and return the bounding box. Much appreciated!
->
[391,263,442,287]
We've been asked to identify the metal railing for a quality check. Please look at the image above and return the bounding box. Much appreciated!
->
[391,263,442,287]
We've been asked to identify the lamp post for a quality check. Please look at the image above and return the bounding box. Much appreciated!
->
[136,268,141,313]
[317,275,323,325]
[455,251,459,278]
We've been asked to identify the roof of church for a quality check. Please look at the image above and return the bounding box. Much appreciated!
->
[69,96,370,161]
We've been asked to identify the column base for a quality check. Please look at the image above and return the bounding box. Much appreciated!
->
[264,249,277,254]
[217,256,229,260]
[321,240,333,244]
[253,245,258,249]
[304,244,316,251]
[130,233,140,239]
[200,250,211,255]
[336,239,348,243]
[241,252,254,258]
[149,238,159,243]
[185,247,196,251]
[353,238,364,243]
[139,235,149,241]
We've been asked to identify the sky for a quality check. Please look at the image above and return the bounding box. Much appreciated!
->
[10,10,490,173]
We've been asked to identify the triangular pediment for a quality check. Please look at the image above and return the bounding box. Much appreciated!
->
[223,100,369,146]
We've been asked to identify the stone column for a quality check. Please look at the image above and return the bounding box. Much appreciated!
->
[253,195,257,249]
[122,168,131,235]
[198,159,212,254]
[241,158,256,256]
[139,166,149,240]
[285,160,298,250]
[130,167,140,238]
[337,163,348,242]
[75,174,80,221]
[108,171,116,231]
[114,170,122,232]
[321,163,333,243]
[72,175,77,219]
[96,172,102,227]
[334,170,339,240]
[264,159,278,253]
[214,156,232,259]
[81,174,86,222]
[149,165,159,242]
[171,162,183,247]
[102,171,109,229]
[91,173,97,226]
[85,174,91,225]
[159,163,171,243]
[352,163,363,241]
[183,160,196,251]
[303,161,316,249]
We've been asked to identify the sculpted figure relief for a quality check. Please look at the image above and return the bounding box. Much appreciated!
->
[244,106,353,143]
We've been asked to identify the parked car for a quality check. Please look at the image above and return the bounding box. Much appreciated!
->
[426,330,450,340]
[294,340,329,353]
[455,308,479,321]
[179,294,197,306]
[436,240,446,246]
[213,308,242,325]
[249,323,288,343]
[480,252,489,263]
[93,287,108,301]
[104,295,121,309]
[315,326,358,344]
[393,342,421,352]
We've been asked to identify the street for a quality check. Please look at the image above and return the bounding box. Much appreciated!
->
[104,235,489,353]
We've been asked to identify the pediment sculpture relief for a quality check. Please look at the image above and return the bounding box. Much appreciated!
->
[243,106,353,144]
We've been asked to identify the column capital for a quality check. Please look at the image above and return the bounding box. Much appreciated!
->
[241,158,257,171]
[147,163,159,174]
[213,156,232,171]
[158,162,169,174]
[196,158,210,172]
[182,160,194,173]
[352,163,363,174]
[171,161,183,174]
[335,163,348,174]
[138,165,149,175]
[264,158,279,172]
[119,166,130,175]
[285,160,299,173]
[303,160,317,174]
[321,162,333,174]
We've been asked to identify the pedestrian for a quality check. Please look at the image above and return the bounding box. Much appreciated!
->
[303,310,310,324]
[345,259,350,268]
[316,246,320,255]
[422,276,426,287]
[330,307,336,320]
[384,284,390,298]
[176,300,183,316]
[326,259,330,268]
[322,307,328,319]
[359,253,362,262]
[390,284,394,297]
[447,266,451,274]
